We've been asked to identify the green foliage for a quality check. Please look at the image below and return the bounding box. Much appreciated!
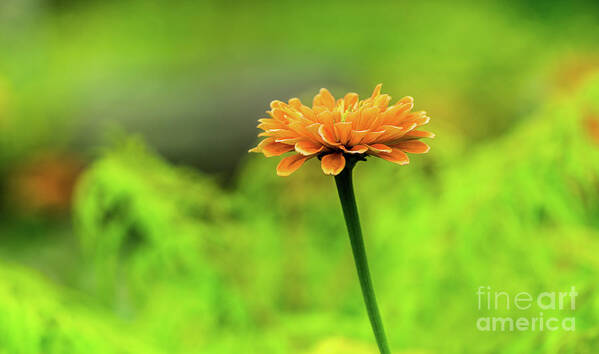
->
[0,262,156,353]
[73,139,252,352]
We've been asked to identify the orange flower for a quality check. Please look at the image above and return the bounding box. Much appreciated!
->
[249,84,434,176]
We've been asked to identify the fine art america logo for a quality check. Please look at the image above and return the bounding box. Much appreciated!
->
[476,286,577,332]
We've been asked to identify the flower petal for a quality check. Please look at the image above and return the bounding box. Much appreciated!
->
[298,105,315,120]
[377,125,405,142]
[358,107,380,130]
[270,108,288,122]
[376,148,410,165]
[367,143,392,153]
[381,98,413,125]
[321,153,346,175]
[288,97,302,109]
[398,122,418,134]
[393,140,430,154]
[361,130,385,145]
[254,85,431,177]
[262,140,296,157]
[334,122,353,145]
[404,111,430,126]
[295,140,324,156]
[288,122,313,137]
[370,83,382,99]
[345,111,360,124]
[313,88,336,110]
[303,123,326,144]
[344,92,359,108]
[340,145,368,154]
[281,106,303,120]
[348,130,369,146]
[275,137,301,145]
[374,94,391,111]
[257,122,283,131]
[277,154,310,176]
[397,96,414,105]
[248,137,273,153]
[270,100,285,109]
[317,111,336,125]
[318,124,341,146]
[259,128,296,139]
[405,130,435,139]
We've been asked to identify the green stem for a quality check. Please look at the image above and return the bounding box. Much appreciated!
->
[334,161,391,354]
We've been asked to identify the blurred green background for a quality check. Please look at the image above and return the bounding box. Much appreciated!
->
[1,0,599,353]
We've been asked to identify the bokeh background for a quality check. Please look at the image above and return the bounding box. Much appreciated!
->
[1,0,599,353]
